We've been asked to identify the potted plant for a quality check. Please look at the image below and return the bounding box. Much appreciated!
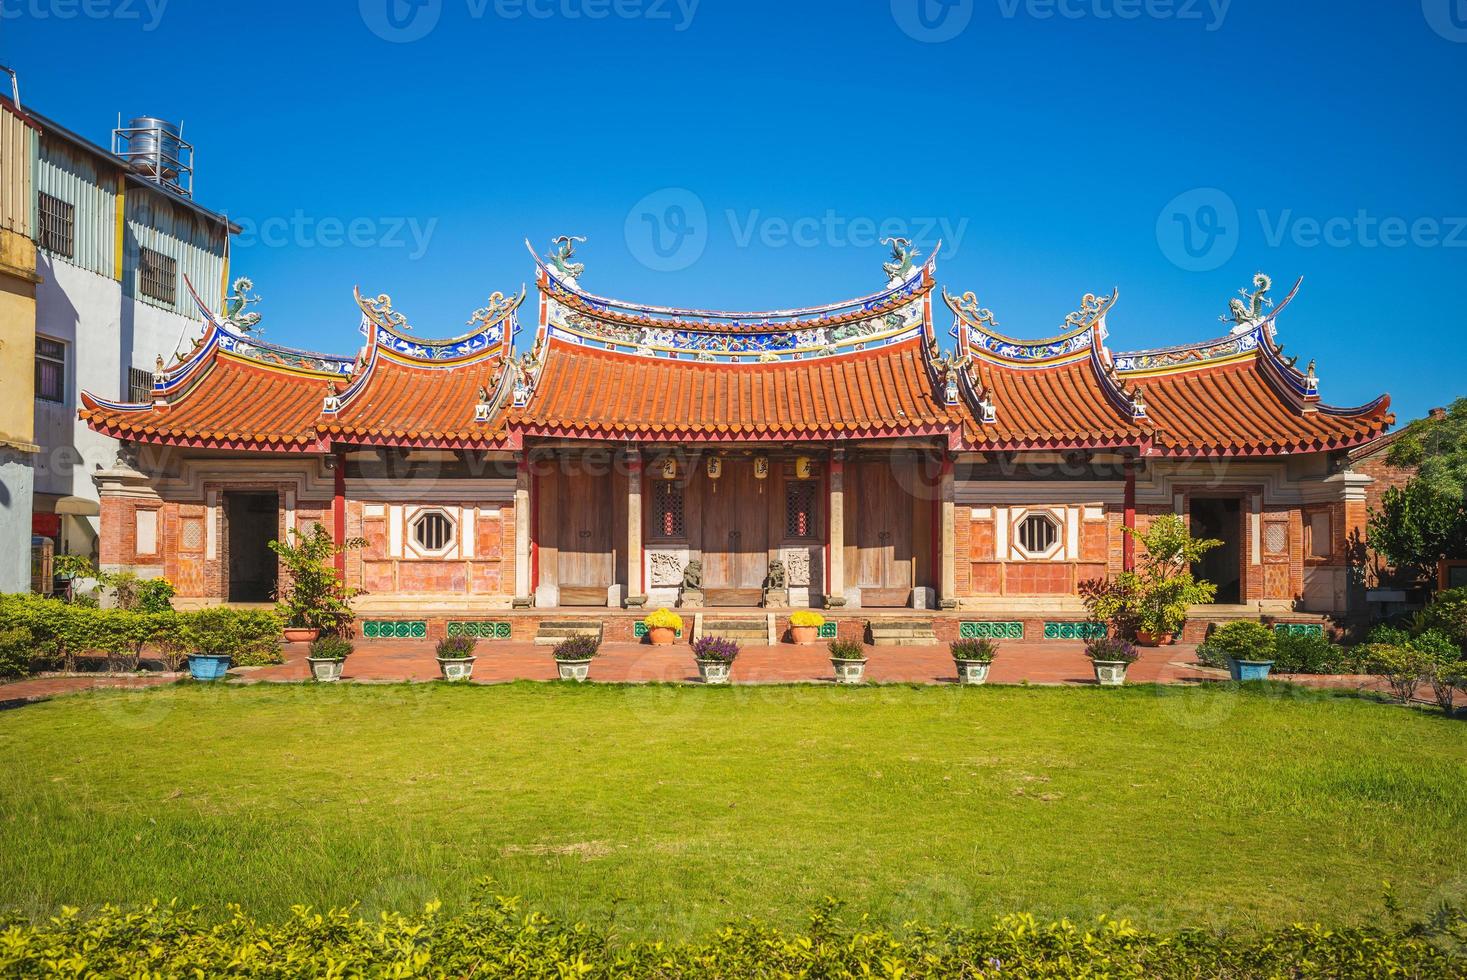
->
[181,607,274,682]
[691,635,738,684]
[1086,636,1139,686]
[789,610,825,646]
[552,634,600,682]
[1080,515,1220,647]
[828,638,868,684]
[269,523,367,644]
[1199,620,1278,681]
[436,635,478,681]
[306,635,353,682]
[950,637,998,685]
[643,608,682,646]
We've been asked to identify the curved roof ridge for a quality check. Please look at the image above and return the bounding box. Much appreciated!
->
[353,285,524,367]
[946,286,1117,369]
[527,237,938,324]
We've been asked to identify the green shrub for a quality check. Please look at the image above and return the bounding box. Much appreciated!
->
[183,608,283,665]
[950,637,999,662]
[269,523,366,634]
[0,626,31,678]
[1417,586,1467,651]
[828,638,866,660]
[1368,643,1432,703]
[1200,621,1277,665]
[135,577,176,613]
[0,894,1460,977]
[96,611,163,672]
[1273,632,1344,674]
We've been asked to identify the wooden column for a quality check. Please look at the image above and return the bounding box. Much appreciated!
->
[939,455,957,609]
[825,449,846,607]
[332,451,346,581]
[513,451,533,606]
[1123,456,1137,573]
[625,447,644,606]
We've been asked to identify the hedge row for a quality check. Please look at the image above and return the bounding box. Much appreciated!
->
[1,896,1462,978]
[0,595,283,677]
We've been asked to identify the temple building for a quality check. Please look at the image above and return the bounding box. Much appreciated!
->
[78,240,1393,641]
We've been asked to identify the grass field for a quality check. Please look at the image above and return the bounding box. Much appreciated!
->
[1,682,1464,938]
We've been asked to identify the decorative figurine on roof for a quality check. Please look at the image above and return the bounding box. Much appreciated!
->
[950,291,999,330]
[1064,292,1107,332]
[1222,272,1273,333]
[935,348,969,407]
[468,290,517,329]
[222,276,263,335]
[323,380,342,413]
[1129,384,1149,421]
[882,237,921,285]
[363,293,410,331]
[547,235,587,284]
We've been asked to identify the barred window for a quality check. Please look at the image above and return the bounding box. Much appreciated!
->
[128,366,153,404]
[138,246,177,306]
[785,480,817,539]
[411,510,454,553]
[1016,513,1060,557]
[35,337,65,403]
[652,481,684,539]
[37,193,75,259]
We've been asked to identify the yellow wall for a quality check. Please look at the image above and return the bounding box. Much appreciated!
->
[0,103,38,453]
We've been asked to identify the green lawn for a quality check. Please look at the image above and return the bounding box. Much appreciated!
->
[0,682,1463,938]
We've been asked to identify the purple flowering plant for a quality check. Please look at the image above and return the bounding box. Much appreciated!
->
[1085,637,1139,664]
[691,635,740,664]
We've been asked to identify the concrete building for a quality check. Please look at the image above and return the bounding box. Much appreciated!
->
[8,96,239,567]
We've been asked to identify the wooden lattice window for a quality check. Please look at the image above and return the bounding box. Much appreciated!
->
[38,193,75,259]
[653,481,684,539]
[138,246,177,305]
[784,480,817,539]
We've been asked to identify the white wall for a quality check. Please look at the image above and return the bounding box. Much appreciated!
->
[33,256,204,542]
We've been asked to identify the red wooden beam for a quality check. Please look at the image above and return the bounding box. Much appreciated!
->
[1123,455,1137,573]
[333,451,347,581]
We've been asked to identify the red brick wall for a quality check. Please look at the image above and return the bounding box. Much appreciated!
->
[1351,443,1419,587]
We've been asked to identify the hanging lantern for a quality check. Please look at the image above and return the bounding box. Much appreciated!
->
[795,456,813,479]
[660,456,678,480]
[707,456,722,480]
[754,456,770,480]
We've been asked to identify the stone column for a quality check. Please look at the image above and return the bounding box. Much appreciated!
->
[625,447,645,607]
[939,455,957,609]
[513,451,533,607]
[825,449,846,608]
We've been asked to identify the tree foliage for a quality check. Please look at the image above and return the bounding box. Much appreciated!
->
[1387,397,1467,497]
[1367,479,1467,578]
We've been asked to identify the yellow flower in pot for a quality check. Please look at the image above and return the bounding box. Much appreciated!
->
[788,610,826,646]
[643,608,683,646]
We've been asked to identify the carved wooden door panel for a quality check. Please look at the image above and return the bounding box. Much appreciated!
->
[853,458,913,606]
[702,461,767,604]
[557,469,612,605]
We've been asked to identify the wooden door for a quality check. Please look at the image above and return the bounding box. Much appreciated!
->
[557,469,612,606]
[852,458,913,607]
[702,461,767,605]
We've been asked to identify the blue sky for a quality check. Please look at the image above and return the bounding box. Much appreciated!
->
[3,0,1464,422]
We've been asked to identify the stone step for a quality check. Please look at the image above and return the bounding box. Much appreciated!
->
[867,618,937,647]
[534,621,604,647]
[695,613,773,645]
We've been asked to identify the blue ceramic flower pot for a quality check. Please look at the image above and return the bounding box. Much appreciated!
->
[187,654,232,681]
[1228,658,1274,682]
